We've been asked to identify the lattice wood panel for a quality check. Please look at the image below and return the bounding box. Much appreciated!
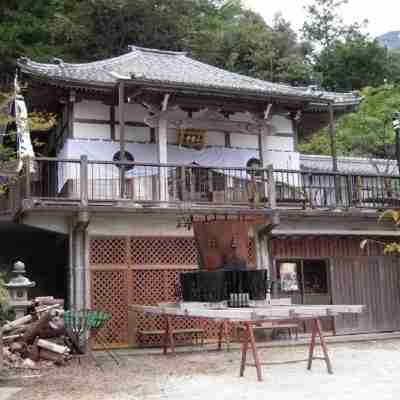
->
[130,269,200,345]
[91,270,129,345]
[90,238,127,265]
[90,236,257,347]
[130,237,198,265]
[248,238,256,266]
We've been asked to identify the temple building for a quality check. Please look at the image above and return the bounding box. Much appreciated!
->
[1,45,399,347]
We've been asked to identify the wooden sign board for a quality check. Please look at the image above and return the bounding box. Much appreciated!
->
[178,129,206,150]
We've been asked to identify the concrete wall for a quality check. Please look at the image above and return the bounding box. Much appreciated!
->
[89,214,193,237]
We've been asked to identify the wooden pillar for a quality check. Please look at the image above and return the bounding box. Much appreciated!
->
[258,124,270,203]
[157,115,169,202]
[329,103,341,205]
[80,155,88,206]
[329,103,338,172]
[118,81,126,198]
[110,106,116,141]
[67,102,74,139]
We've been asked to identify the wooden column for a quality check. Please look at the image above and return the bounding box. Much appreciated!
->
[258,124,270,203]
[118,82,127,198]
[329,103,338,172]
[157,115,169,202]
[329,103,341,205]
[110,106,116,141]
[67,99,75,139]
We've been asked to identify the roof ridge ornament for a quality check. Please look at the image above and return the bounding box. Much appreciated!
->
[104,70,130,80]
[52,57,65,66]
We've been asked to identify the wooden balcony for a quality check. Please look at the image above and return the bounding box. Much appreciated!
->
[2,157,400,216]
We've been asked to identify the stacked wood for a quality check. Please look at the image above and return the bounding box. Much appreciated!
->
[0,296,72,370]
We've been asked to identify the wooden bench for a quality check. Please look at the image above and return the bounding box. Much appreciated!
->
[237,322,299,340]
[138,328,205,346]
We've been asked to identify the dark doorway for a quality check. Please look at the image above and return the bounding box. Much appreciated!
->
[276,258,333,331]
[0,223,68,303]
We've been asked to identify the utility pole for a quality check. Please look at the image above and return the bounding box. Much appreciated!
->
[393,112,400,175]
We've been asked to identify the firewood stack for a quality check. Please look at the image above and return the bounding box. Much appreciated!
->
[1,296,73,370]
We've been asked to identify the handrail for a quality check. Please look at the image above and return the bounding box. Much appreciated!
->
[274,168,400,179]
[4,157,400,214]
[31,157,400,179]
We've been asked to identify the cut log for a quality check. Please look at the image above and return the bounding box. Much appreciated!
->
[35,304,62,315]
[2,334,24,344]
[49,309,64,318]
[26,345,40,362]
[2,315,33,333]
[23,312,52,344]
[35,297,64,307]
[10,342,26,354]
[36,339,70,355]
[38,325,66,340]
[38,348,66,365]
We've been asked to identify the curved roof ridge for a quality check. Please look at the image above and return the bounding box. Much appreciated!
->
[18,50,140,70]
[128,45,187,56]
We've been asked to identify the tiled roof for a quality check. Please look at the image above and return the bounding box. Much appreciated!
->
[301,154,399,175]
[18,46,361,105]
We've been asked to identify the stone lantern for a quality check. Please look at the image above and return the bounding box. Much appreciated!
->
[3,261,35,318]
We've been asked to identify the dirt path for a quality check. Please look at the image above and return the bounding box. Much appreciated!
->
[6,340,400,400]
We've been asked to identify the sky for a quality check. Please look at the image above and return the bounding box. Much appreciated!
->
[243,0,400,38]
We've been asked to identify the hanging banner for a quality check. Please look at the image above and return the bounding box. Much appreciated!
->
[14,74,35,172]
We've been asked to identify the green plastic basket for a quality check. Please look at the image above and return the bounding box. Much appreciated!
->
[64,309,111,333]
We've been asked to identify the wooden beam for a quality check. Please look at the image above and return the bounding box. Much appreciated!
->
[74,118,148,127]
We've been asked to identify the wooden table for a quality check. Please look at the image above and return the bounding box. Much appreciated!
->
[131,303,364,382]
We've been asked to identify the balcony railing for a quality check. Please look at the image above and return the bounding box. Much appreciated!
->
[2,157,400,214]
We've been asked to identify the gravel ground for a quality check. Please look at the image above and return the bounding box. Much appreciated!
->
[3,339,400,400]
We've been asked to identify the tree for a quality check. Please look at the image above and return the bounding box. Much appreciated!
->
[299,85,400,173]
[0,0,315,86]
[316,35,391,91]
[302,0,373,89]
[0,1,82,81]
[302,0,367,52]
[386,50,400,85]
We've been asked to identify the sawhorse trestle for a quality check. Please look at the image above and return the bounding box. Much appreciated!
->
[240,318,333,381]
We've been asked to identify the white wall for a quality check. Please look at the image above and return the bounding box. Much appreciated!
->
[73,122,110,140]
[69,100,298,169]
[230,133,258,149]
[270,115,293,134]
[115,126,151,142]
[74,100,110,119]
